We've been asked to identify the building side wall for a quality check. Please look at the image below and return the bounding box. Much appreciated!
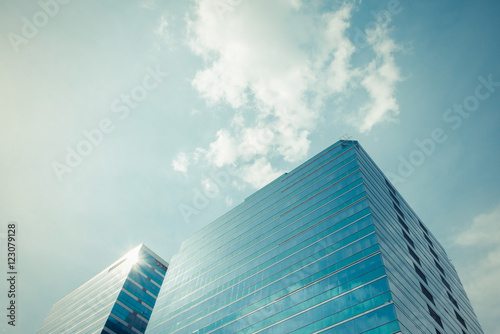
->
[355,143,483,334]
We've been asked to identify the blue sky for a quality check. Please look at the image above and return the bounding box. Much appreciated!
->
[1,0,499,332]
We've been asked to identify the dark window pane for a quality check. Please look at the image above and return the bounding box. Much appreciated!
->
[442,275,451,291]
[394,203,404,219]
[409,246,420,265]
[419,220,428,234]
[385,179,396,194]
[428,304,443,328]
[435,260,445,275]
[448,291,459,309]
[414,264,427,284]
[403,231,415,248]
[424,233,434,247]
[421,283,435,305]
[455,311,467,329]
[398,216,409,232]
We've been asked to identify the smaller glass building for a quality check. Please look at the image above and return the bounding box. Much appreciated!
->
[38,244,168,334]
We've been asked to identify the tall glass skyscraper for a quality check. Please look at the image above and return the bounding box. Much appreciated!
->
[38,244,168,334]
[147,140,483,333]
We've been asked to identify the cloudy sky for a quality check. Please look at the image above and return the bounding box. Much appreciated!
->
[0,0,499,332]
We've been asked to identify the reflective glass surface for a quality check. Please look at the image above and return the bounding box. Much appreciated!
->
[148,140,483,334]
[39,245,168,334]
[147,142,385,333]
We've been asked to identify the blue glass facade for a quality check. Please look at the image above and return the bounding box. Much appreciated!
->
[147,140,483,333]
[38,244,168,334]
[353,143,483,334]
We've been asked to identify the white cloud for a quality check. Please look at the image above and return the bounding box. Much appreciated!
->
[206,129,238,167]
[238,126,275,161]
[176,0,403,188]
[240,158,284,189]
[172,152,190,173]
[455,205,500,246]
[319,5,358,94]
[454,204,500,334]
[155,14,170,42]
[357,22,401,132]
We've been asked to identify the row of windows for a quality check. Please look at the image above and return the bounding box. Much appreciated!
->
[123,279,157,307]
[156,231,381,332]
[414,258,469,333]
[169,165,362,297]
[128,270,161,295]
[210,278,392,334]
[135,261,164,286]
[153,204,375,327]
[105,315,142,334]
[40,266,129,331]
[40,285,121,333]
[110,302,148,331]
[388,184,449,286]
[118,291,153,319]
[150,198,371,326]
[305,146,481,333]
[157,198,370,323]
[356,147,456,269]
[301,304,399,334]
[173,154,360,286]
[173,152,361,279]
[139,250,168,275]
[177,146,358,270]
[178,144,355,257]
[385,179,470,333]
[159,180,368,312]
[354,170,454,332]
[386,179,442,269]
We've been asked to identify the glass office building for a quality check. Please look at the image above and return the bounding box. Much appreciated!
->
[38,244,168,334]
[147,140,483,333]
